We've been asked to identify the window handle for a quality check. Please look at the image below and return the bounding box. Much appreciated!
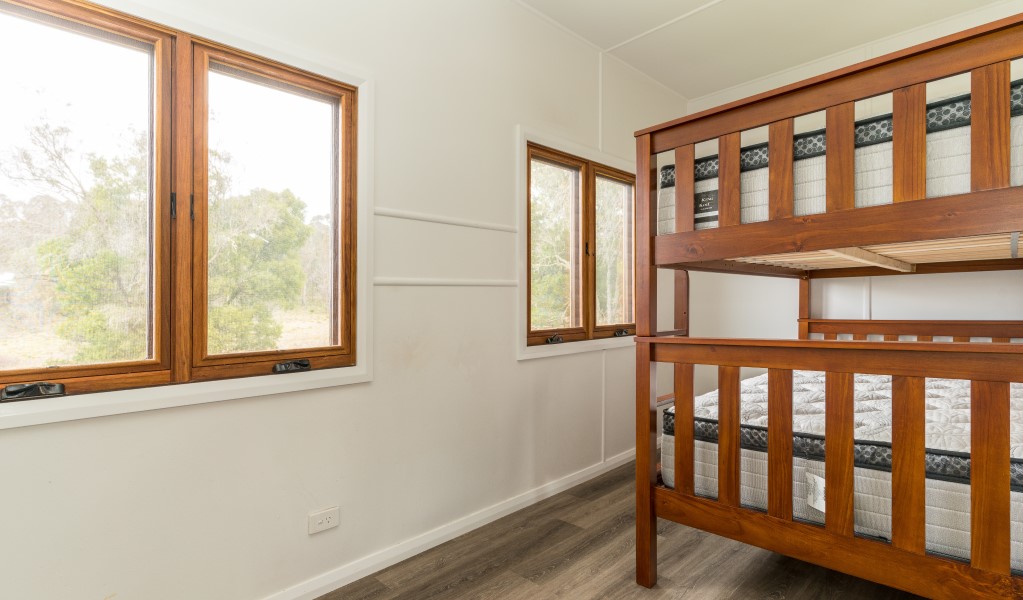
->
[272,359,311,374]
[545,334,564,345]
[1,382,66,403]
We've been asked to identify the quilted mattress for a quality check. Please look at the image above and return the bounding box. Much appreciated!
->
[656,82,1023,234]
[660,371,1023,570]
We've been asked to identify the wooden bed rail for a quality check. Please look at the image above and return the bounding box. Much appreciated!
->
[643,337,1019,598]
[803,318,1023,342]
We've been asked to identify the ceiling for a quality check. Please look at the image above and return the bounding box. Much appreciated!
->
[520,0,1012,101]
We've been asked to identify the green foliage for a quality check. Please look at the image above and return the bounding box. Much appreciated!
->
[207,186,311,354]
[4,122,321,363]
[529,161,576,330]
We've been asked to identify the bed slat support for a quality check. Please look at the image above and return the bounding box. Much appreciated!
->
[718,365,742,506]
[892,376,926,553]
[767,368,793,520]
[821,247,915,273]
[970,380,1011,574]
[825,372,855,537]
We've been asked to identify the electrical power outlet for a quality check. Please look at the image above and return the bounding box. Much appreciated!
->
[308,506,340,534]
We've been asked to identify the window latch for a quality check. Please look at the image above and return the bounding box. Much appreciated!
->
[614,328,630,337]
[1,382,66,403]
[272,359,311,374]
[545,333,564,344]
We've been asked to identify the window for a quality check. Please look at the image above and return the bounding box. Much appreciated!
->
[526,143,635,346]
[0,0,357,397]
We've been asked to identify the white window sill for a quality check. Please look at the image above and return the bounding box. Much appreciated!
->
[0,365,371,431]
[517,335,635,361]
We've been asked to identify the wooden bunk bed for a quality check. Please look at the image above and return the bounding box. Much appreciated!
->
[633,14,1023,600]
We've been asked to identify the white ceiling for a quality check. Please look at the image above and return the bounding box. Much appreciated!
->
[521,0,1012,101]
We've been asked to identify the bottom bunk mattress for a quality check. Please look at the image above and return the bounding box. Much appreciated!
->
[660,370,1023,571]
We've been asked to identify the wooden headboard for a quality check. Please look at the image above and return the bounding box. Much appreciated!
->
[800,318,1023,342]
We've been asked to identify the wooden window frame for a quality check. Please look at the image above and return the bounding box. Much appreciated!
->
[189,42,358,382]
[0,0,358,398]
[526,142,636,347]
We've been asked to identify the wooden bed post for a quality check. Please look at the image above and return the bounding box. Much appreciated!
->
[635,133,659,588]
[798,276,810,340]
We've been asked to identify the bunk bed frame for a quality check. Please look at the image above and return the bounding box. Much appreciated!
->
[634,14,1023,599]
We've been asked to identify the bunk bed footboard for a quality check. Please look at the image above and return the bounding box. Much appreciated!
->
[636,337,1022,599]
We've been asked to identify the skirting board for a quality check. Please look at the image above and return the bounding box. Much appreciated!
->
[259,448,637,600]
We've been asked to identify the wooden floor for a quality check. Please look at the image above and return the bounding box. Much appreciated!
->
[321,462,919,599]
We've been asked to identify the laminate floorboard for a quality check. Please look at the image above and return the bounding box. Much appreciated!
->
[319,462,920,599]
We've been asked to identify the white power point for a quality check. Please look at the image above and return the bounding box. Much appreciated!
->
[308,507,340,534]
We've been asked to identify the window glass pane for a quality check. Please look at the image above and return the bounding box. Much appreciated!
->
[529,157,582,330]
[0,9,154,370]
[206,64,338,355]
[596,176,633,326]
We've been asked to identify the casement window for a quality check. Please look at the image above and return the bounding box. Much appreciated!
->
[0,0,356,399]
[526,143,635,346]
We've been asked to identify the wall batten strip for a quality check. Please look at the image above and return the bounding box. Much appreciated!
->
[375,207,516,233]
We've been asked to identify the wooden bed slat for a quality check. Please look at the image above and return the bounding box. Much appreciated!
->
[718,133,741,227]
[826,103,855,213]
[769,119,794,220]
[820,247,915,272]
[891,376,926,553]
[673,363,695,496]
[893,83,927,202]
[970,380,1011,575]
[971,62,1011,192]
[767,368,793,520]
[674,145,695,233]
[825,372,855,537]
[718,365,742,506]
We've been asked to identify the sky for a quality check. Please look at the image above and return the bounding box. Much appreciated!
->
[0,9,336,224]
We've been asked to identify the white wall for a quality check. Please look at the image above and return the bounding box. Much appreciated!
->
[0,2,685,599]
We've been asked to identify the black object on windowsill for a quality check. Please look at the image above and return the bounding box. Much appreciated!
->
[273,359,311,374]
[1,382,66,402]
